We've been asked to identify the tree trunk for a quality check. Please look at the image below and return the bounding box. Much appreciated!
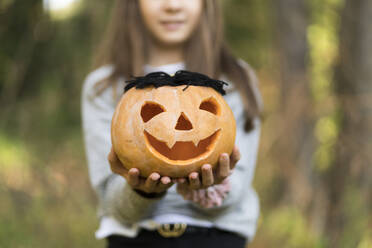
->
[272,0,315,209]
[326,0,372,246]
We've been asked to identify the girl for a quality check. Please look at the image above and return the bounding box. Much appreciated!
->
[82,0,262,247]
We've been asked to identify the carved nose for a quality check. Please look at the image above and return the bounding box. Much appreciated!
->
[175,112,193,130]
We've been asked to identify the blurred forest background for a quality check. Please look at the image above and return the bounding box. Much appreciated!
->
[0,0,371,247]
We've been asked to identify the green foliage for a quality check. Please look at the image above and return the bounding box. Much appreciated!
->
[223,0,273,68]
[307,0,344,173]
[265,207,326,248]
[338,186,371,248]
[0,1,109,247]
[0,135,104,247]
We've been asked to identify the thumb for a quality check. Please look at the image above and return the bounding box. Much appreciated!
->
[108,147,128,177]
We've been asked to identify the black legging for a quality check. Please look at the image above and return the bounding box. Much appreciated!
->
[107,228,246,248]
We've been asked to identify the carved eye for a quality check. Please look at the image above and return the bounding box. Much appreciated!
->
[141,102,165,123]
[199,97,220,115]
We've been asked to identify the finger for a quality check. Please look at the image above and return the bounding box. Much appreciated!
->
[214,186,227,199]
[218,153,230,180]
[198,189,208,206]
[176,178,188,195]
[157,176,173,192]
[127,168,140,187]
[230,146,241,169]
[177,178,187,184]
[108,148,128,176]
[108,147,116,163]
[189,172,200,189]
[144,172,160,192]
[191,190,198,202]
[201,164,214,187]
[173,178,186,184]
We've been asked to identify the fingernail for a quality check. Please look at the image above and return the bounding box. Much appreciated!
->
[161,177,170,184]
[151,173,160,180]
[202,164,211,170]
[190,172,198,179]
[222,153,229,160]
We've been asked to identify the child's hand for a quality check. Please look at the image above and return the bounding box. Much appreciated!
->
[177,178,231,208]
[108,148,173,194]
[176,145,241,190]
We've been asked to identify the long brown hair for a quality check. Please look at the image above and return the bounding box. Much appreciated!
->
[95,0,261,131]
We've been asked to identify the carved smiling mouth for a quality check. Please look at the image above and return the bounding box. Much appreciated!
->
[144,130,221,161]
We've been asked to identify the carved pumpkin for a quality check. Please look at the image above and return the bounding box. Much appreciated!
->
[111,71,236,178]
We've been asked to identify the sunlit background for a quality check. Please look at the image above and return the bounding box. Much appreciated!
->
[43,0,80,19]
[43,0,77,10]
[0,0,371,248]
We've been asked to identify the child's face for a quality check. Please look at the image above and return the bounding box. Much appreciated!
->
[139,0,203,46]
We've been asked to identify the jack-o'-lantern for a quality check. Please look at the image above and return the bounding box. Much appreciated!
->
[111,71,236,178]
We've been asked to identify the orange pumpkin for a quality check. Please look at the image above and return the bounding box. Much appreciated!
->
[111,71,236,178]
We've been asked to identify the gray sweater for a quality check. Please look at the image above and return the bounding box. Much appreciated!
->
[81,63,261,241]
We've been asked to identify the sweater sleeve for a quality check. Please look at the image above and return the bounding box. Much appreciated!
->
[81,66,163,224]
